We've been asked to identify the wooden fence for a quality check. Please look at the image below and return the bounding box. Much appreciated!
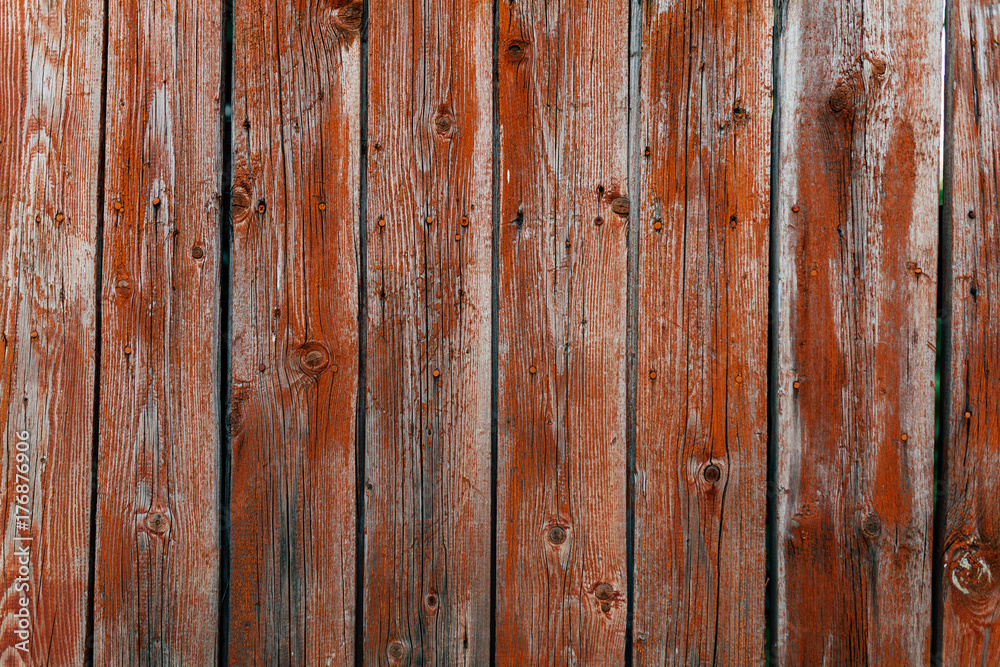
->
[0,0,996,664]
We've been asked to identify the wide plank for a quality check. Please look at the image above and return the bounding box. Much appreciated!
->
[494,1,630,663]
[92,0,223,663]
[362,0,494,662]
[939,0,1000,662]
[229,1,362,663]
[773,0,941,662]
[632,0,771,663]
[0,0,104,663]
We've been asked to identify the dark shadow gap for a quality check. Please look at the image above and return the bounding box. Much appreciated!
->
[84,0,112,662]
[216,0,235,663]
[489,0,500,662]
[354,2,370,664]
[932,4,954,664]
[765,4,784,665]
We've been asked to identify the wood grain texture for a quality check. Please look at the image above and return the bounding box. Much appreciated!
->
[632,0,770,663]
[229,0,361,663]
[940,1,1000,662]
[494,1,630,663]
[93,0,222,663]
[363,0,493,662]
[0,0,103,663]
[774,0,941,662]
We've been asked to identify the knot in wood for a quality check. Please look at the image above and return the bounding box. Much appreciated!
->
[611,196,630,216]
[424,593,439,612]
[506,41,528,62]
[297,341,331,376]
[595,582,615,601]
[861,513,882,539]
[334,2,363,34]
[871,58,887,77]
[950,547,994,597]
[703,464,721,484]
[434,106,455,137]
[828,84,853,113]
[146,512,169,534]
[387,641,405,660]
[191,246,204,259]
[548,525,567,544]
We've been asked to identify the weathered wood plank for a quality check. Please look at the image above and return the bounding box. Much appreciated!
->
[940,1,1000,662]
[0,0,103,663]
[632,0,771,662]
[774,0,941,662]
[494,2,630,663]
[363,0,493,662]
[92,1,223,663]
[229,1,361,663]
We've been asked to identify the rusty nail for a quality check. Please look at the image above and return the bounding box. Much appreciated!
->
[34,214,41,223]
[601,602,611,613]
[729,216,737,229]
[644,146,651,157]
[735,375,743,383]
[611,197,630,216]
[432,369,441,378]
[862,513,882,538]
[30,330,38,339]
[318,202,327,211]
[332,365,339,373]
[810,269,817,276]
[114,201,123,211]
[152,197,161,206]
[455,233,461,241]
[461,216,469,227]
[378,217,386,228]
[792,205,800,213]
[653,220,662,231]
[426,216,434,225]
[915,267,922,275]
[649,370,657,380]
[259,363,266,372]
[594,216,604,226]
[548,525,567,544]
[257,201,266,214]
[192,246,204,259]
[565,239,571,248]
[969,210,976,219]
[125,345,132,355]
[529,365,537,374]
[793,380,801,389]
[965,411,972,419]
[703,464,721,483]
[595,583,614,600]
[901,433,908,441]
[55,213,65,223]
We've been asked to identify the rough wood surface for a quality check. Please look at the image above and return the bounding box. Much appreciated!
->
[774,0,941,662]
[494,1,630,663]
[92,0,223,663]
[632,0,771,663]
[363,0,493,662]
[229,0,361,663]
[940,1,1000,662]
[0,0,103,663]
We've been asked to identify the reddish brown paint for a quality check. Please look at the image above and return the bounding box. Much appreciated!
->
[495,0,630,663]
[93,0,223,662]
[229,0,361,663]
[940,1,1000,663]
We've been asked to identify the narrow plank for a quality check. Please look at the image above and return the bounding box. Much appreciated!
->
[0,0,103,663]
[940,1,1000,662]
[92,0,222,662]
[494,1,630,662]
[632,0,771,662]
[229,0,361,663]
[774,0,941,662]
[363,0,493,661]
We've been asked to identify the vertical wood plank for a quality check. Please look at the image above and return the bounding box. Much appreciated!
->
[363,0,493,662]
[940,1,1000,662]
[93,1,223,662]
[0,0,103,663]
[774,0,941,662]
[632,0,771,663]
[494,1,630,663]
[229,0,361,663]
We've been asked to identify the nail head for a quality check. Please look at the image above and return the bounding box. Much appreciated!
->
[318,202,327,211]
[653,221,662,230]
[792,205,800,213]
[649,370,657,380]
[461,216,469,227]
[152,197,161,206]
[965,411,972,419]
[901,433,908,441]
[432,369,441,378]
